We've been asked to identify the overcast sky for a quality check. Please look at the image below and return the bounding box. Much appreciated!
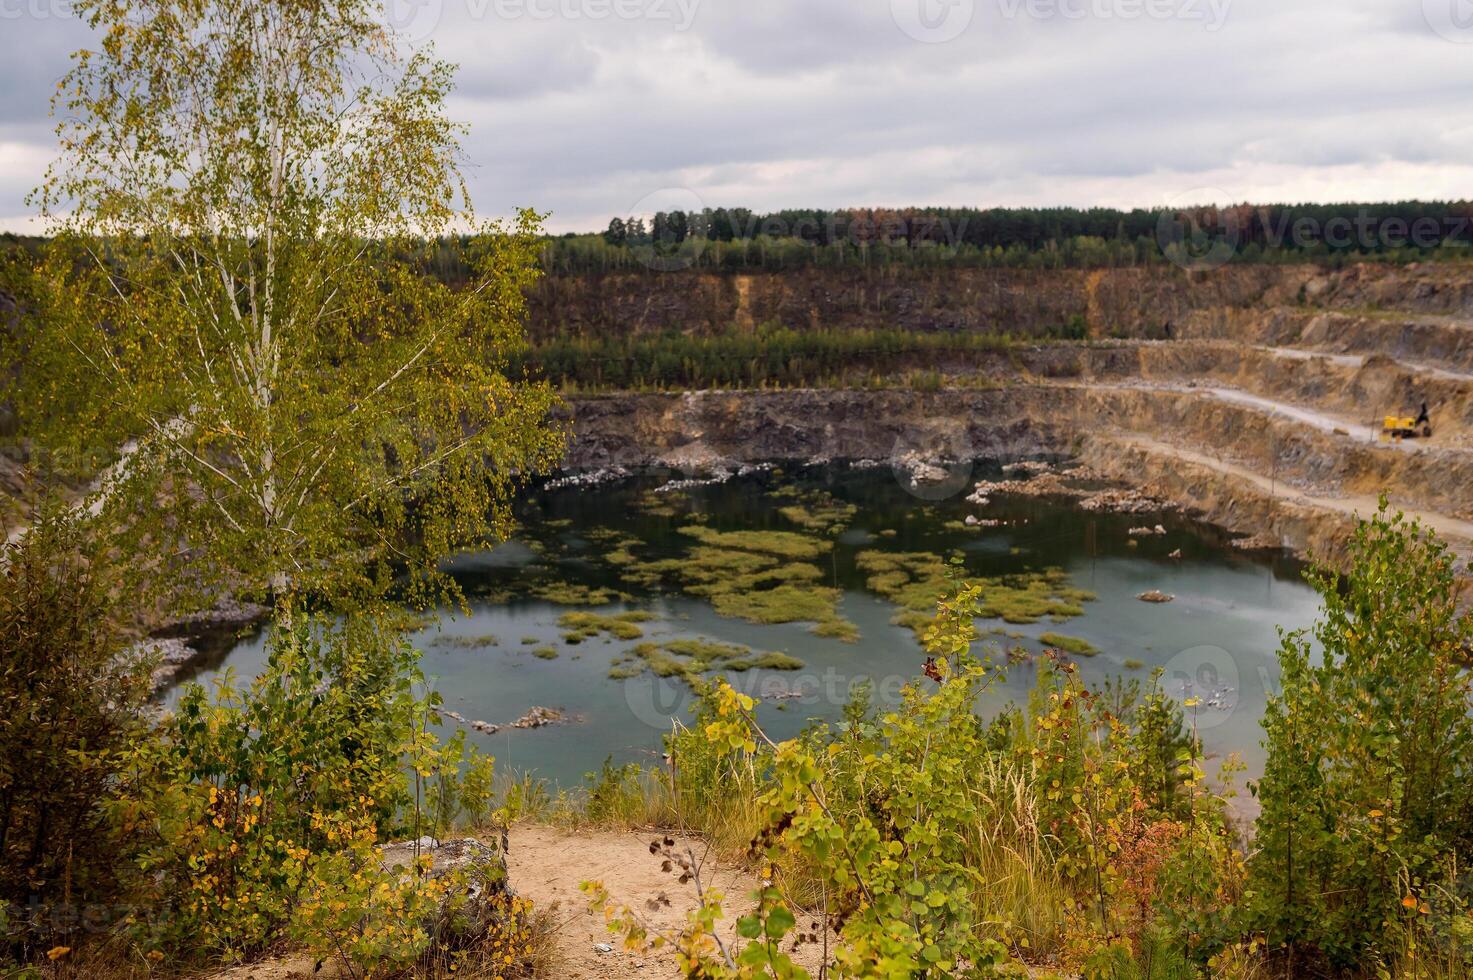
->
[2,0,1473,233]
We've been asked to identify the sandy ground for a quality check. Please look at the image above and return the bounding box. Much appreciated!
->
[506,824,830,979]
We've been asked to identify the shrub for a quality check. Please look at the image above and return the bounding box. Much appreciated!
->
[1247,501,1473,969]
[111,612,502,967]
[0,508,150,958]
[589,585,1239,977]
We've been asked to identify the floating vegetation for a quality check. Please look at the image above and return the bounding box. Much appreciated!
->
[977,571,1094,625]
[624,525,859,641]
[774,487,857,534]
[1124,658,1146,670]
[525,581,624,606]
[633,489,682,517]
[558,609,655,643]
[858,550,1095,637]
[678,525,831,561]
[520,636,539,645]
[812,618,862,643]
[609,638,804,686]
[532,646,560,660]
[1040,632,1099,657]
[427,633,499,650]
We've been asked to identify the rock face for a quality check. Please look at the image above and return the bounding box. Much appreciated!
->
[380,836,507,885]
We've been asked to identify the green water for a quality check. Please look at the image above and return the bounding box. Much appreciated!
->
[170,463,1323,788]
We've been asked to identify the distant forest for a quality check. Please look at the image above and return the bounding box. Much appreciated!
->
[7,201,1473,281]
[538,202,1473,273]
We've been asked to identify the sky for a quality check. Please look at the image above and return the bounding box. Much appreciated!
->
[2,0,1473,233]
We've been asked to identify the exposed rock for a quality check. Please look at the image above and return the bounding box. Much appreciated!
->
[544,466,632,491]
[1079,488,1171,514]
[1002,460,1055,476]
[441,705,570,736]
[131,637,200,692]
[1231,531,1284,552]
[168,597,269,630]
[1138,590,1175,603]
[892,451,951,485]
[379,836,511,943]
[511,706,566,729]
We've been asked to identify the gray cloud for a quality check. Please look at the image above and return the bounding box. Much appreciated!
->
[2,0,1472,233]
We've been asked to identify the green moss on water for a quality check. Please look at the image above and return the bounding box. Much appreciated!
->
[774,488,857,534]
[634,490,681,517]
[609,638,804,685]
[532,646,560,660]
[1124,658,1145,670]
[711,584,841,625]
[812,618,862,643]
[427,633,500,650]
[526,581,622,606]
[558,610,655,643]
[628,526,858,640]
[1040,632,1099,656]
[858,551,1095,637]
[520,636,539,645]
[679,525,832,561]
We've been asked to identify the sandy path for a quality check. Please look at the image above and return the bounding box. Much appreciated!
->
[507,824,829,979]
[1109,432,1473,552]
[1260,345,1473,383]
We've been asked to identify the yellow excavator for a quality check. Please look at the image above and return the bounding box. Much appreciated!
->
[1382,402,1432,441]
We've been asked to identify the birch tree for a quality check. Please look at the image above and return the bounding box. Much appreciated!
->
[12,0,563,608]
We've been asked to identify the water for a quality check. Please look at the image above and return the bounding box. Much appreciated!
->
[166,464,1323,789]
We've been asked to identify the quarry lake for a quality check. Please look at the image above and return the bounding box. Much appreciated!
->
[166,463,1324,789]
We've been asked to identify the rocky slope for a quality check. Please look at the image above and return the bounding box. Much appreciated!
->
[528,262,1473,340]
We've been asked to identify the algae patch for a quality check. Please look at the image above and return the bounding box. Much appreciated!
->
[558,610,655,643]
[624,524,859,641]
[609,638,804,685]
[857,550,1095,638]
[1039,632,1099,657]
